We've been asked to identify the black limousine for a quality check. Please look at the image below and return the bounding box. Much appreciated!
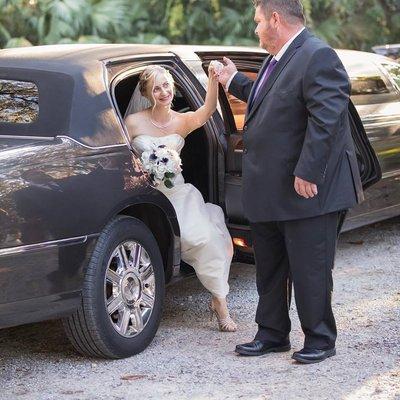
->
[0,43,392,358]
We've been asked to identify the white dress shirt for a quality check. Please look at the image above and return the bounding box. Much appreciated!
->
[225,26,306,90]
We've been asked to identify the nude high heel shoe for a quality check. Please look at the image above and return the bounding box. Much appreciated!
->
[209,303,237,332]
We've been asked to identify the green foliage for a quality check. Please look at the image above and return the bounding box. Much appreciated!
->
[0,0,398,50]
[308,0,400,50]
[5,37,33,48]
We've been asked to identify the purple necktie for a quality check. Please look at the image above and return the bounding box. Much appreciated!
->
[251,58,278,106]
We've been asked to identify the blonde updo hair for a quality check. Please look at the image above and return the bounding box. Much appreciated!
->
[139,65,175,105]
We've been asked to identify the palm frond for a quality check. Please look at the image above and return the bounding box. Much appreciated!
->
[90,0,131,37]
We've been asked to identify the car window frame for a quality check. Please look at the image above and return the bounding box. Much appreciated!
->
[106,54,216,147]
[0,68,74,139]
[202,55,265,136]
[197,53,266,177]
[349,59,399,106]
[378,61,400,94]
[105,53,225,203]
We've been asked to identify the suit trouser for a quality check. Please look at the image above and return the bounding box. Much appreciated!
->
[250,212,339,350]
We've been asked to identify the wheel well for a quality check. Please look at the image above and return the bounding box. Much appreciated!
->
[118,203,175,282]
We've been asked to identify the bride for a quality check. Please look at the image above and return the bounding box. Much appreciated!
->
[124,64,237,332]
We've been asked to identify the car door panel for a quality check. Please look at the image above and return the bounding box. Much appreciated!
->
[342,60,400,230]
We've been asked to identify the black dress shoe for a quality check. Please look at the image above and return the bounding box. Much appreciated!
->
[235,340,291,356]
[292,347,336,364]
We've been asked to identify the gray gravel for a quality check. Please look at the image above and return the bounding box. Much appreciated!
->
[0,217,399,400]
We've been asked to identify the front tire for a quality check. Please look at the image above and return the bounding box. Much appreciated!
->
[63,216,165,359]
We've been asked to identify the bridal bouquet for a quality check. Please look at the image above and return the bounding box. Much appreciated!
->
[141,144,182,188]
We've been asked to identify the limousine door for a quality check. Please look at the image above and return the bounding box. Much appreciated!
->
[198,52,381,243]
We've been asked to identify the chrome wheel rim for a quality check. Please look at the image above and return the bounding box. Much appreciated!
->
[104,241,155,338]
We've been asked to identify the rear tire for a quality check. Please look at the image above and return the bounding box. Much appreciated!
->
[62,215,165,359]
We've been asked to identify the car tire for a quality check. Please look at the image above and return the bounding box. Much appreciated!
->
[62,215,165,359]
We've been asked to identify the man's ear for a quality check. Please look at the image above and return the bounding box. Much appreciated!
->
[271,11,280,27]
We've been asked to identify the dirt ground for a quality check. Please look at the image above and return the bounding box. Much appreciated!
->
[0,217,399,400]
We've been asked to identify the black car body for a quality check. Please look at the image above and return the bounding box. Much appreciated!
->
[0,44,385,358]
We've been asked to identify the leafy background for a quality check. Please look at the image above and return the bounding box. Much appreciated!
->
[0,0,399,51]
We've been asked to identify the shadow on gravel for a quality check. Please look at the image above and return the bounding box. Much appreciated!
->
[0,320,77,359]
[339,215,400,244]
[0,216,398,356]
[0,263,252,362]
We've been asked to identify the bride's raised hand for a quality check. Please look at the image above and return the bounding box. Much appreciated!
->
[208,64,219,82]
[180,61,220,137]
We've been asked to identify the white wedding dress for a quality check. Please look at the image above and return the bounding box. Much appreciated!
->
[132,133,233,298]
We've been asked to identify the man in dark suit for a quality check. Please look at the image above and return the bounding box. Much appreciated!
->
[218,0,363,364]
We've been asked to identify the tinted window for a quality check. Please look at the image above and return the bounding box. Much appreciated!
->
[0,80,39,123]
[341,56,397,105]
[381,63,400,90]
[350,76,389,96]
[345,62,390,96]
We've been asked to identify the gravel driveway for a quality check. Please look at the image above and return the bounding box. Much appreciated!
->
[1,217,399,400]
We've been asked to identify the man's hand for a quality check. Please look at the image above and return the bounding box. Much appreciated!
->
[294,177,318,199]
[217,57,238,87]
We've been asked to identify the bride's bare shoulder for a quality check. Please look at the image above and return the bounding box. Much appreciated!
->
[125,110,149,125]
[125,110,150,137]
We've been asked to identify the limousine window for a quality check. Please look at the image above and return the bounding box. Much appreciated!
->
[343,59,399,105]
[381,63,400,90]
[0,79,39,123]
[224,67,391,130]
[350,75,389,96]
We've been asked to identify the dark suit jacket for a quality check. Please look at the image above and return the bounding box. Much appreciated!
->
[229,29,364,222]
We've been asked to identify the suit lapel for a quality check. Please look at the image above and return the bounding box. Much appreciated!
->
[245,29,312,124]
[246,55,272,112]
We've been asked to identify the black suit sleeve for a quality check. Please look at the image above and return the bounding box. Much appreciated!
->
[228,72,254,103]
[294,46,350,185]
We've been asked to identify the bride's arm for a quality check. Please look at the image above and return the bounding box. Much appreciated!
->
[124,113,140,141]
[180,66,219,137]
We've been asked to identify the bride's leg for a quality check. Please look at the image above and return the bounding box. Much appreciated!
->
[211,296,230,319]
[211,296,237,332]
[174,191,236,330]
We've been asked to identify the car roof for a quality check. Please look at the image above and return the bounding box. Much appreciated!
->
[0,43,392,67]
[0,44,264,145]
[0,44,395,144]
[0,44,266,71]
[337,49,395,65]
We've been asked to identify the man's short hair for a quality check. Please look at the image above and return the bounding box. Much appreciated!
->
[253,0,306,24]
